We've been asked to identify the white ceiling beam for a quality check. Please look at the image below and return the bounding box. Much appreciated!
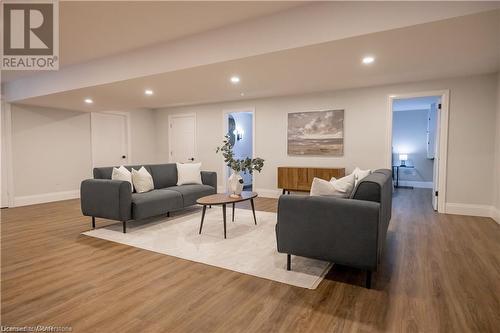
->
[4,1,499,102]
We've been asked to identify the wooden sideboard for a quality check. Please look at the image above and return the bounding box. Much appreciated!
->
[277,167,345,194]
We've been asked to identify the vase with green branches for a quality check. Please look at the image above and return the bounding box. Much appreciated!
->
[216,135,264,197]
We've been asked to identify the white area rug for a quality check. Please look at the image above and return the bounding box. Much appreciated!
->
[83,207,332,289]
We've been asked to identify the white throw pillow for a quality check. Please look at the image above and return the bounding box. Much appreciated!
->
[353,167,372,187]
[176,162,202,185]
[330,172,356,195]
[132,166,154,193]
[310,173,355,198]
[111,166,133,192]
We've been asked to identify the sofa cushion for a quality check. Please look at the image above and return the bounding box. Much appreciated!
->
[165,185,216,206]
[131,189,182,220]
[132,166,154,193]
[176,162,202,185]
[94,165,153,180]
[310,174,354,198]
[149,164,178,189]
[111,166,133,192]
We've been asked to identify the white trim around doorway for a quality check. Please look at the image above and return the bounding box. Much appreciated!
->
[1,101,15,207]
[386,90,450,213]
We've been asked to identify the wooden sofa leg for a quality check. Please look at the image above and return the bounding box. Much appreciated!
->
[167,211,170,217]
[122,221,127,234]
[91,216,95,229]
[366,271,372,289]
[287,254,291,271]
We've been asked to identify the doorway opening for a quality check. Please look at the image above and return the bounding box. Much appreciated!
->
[222,109,254,192]
[390,95,442,211]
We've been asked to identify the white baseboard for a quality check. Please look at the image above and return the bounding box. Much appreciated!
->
[445,202,493,219]
[397,180,433,188]
[491,207,500,224]
[14,190,80,207]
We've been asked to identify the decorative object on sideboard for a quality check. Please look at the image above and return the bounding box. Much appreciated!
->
[287,109,344,156]
[216,135,264,198]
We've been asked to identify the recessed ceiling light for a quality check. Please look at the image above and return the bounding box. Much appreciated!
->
[230,76,240,84]
[240,92,245,96]
[84,98,93,104]
[145,89,154,96]
[362,56,375,64]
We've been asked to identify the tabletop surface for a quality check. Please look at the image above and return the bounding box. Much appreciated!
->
[196,191,258,205]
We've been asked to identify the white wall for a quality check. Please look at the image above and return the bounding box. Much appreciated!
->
[155,73,498,209]
[8,105,157,206]
[11,105,92,204]
[392,109,434,184]
[5,72,499,214]
[129,109,158,165]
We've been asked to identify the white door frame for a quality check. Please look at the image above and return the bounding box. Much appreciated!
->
[386,90,450,213]
[90,111,132,167]
[1,101,14,207]
[167,113,197,163]
[221,107,256,192]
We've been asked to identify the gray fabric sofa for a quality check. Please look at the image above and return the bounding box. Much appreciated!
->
[81,164,217,233]
[276,169,392,288]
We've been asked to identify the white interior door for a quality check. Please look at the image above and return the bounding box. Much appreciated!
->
[431,102,441,211]
[169,114,196,163]
[91,112,129,167]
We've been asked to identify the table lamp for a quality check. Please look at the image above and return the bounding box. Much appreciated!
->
[399,154,408,167]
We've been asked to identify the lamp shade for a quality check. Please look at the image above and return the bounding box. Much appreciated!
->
[399,154,408,161]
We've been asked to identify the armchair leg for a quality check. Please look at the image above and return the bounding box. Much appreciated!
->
[366,271,372,289]
[91,216,95,229]
[287,254,291,271]
[122,221,127,234]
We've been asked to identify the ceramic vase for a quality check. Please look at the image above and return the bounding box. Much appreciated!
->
[228,170,244,197]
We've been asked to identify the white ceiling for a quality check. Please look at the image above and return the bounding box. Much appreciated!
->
[2,1,303,82]
[16,9,500,112]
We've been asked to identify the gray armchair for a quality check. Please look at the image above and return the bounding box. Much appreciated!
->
[276,169,392,288]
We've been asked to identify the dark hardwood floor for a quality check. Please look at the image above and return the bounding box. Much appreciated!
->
[1,189,499,332]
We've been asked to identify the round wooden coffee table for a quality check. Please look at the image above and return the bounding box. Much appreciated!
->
[196,191,258,239]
